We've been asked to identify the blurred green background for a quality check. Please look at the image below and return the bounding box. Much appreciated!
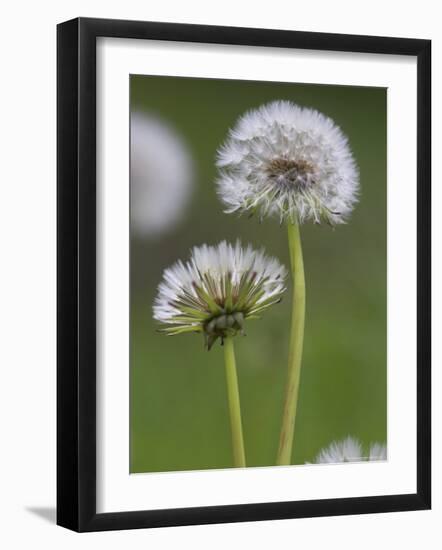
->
[130,75,386,473]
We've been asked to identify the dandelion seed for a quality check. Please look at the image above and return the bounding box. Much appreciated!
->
[153,241,287,350]
[130,111,194,237]
[311,437,387,464]
[216,100,359,225]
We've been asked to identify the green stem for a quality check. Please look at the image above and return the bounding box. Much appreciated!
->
[223,337,246,468]
[276,222,306,465]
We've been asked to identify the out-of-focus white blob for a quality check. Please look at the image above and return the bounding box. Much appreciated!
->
[130,111,194,237]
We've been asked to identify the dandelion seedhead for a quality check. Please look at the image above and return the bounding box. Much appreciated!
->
[310,437,387,464]
[130,111,194,237]
[153,241,287,350]
[216,101,359,225]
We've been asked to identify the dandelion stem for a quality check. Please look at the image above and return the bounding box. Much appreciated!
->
[223,337,246,467]
[276,222,306,465]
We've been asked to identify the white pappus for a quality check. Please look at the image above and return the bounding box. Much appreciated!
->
[216,100,359,225]
[153,241,287,349]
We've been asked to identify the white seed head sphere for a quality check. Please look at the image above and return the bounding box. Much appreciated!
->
[216,101,359,225]
[130,111,194,237]
[311,437,387,464]
[153,241,287,349]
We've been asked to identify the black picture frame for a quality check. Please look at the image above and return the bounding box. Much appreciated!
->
[57,17,431,532]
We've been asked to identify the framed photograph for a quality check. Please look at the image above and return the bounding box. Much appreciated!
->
[57,17,431,532]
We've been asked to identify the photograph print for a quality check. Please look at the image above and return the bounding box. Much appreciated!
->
[129,75,387,474]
